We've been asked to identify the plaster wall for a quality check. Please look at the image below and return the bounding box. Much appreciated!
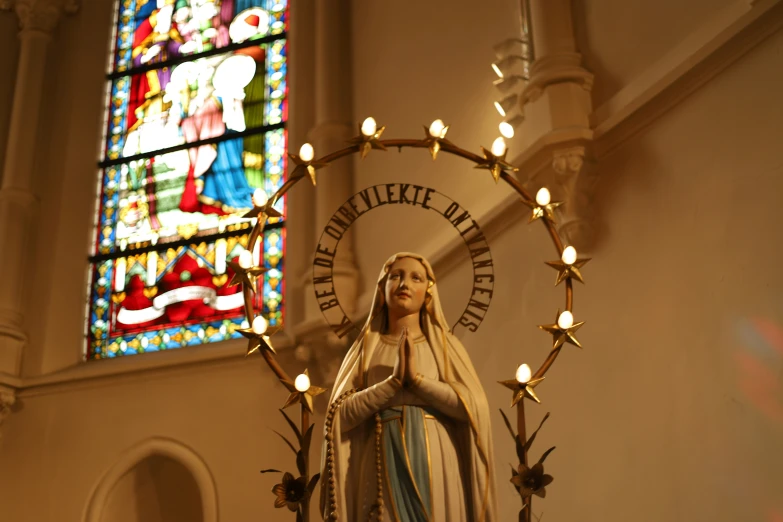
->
[573,0,739,108]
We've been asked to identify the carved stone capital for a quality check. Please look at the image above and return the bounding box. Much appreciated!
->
[0,389,16,441]
[550,148,599,252]
[552,146,586,175]
[0,0,79,34]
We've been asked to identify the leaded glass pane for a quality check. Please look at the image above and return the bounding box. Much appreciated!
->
[88,0,288,360]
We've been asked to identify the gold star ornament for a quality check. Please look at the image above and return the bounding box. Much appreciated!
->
[239,321,282,356]
[538,310,584,350]
[288,143,329,186]
[498,374,546,406]
[226,259,267,289]
[282,369,328,413]
[475,137,518,183]
[349,117,387,159]
[423,119,452,160]
[521,198,562,223]
[544,256,590,286]
[242,192,284,223]
[522,187,563,223]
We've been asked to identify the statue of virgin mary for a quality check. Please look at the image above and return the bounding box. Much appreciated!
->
[321,253,497,521]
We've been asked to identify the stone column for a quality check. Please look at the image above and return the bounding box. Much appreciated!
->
[0,0,78,376]
[306,0,360,326]
[290,0,361,390]
[522,0,597,251]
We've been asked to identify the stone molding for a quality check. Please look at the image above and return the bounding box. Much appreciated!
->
[522,52,594,105]
[84,437,218,522]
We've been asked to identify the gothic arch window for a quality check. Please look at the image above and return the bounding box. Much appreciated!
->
[86,0,288,359]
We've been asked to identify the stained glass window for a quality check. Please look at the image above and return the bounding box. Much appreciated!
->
[87,0,288,359]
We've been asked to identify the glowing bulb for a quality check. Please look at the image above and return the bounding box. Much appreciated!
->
[252,316,268,335]
[361,117,377,137]
[515,363,531,384]
[491,62,503,78]
[294,373,311,392]
[535,187,551,206]
[429,119,445,138]
[499,121,514,139]
[493,101,506,117]
[490,137,506,157]
[558,311,574,330]
[299,142,314,162]
[252,188,268,207]
[238,250,253,269]
[561,246,577,265]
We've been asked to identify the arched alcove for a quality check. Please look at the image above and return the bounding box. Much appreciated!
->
[83,437,218,522]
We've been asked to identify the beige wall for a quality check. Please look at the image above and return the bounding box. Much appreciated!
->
[348,0,523,301]
[1,0,782,521]
[574,0,738,108]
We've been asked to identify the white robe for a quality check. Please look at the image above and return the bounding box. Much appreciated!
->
[339,334,469,521]
[321,252,497,522]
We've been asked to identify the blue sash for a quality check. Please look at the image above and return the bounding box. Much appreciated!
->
[379,405,437,522]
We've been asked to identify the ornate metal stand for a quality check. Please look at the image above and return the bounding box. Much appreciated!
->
[240,119,589,521]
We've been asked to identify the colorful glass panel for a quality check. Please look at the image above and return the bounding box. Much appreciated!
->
[88,0,288,359]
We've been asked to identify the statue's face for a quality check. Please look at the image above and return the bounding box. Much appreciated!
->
[384,257,428,317]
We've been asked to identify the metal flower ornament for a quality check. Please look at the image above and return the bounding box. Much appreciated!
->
[273,472,309,512]
[230,116,590,522]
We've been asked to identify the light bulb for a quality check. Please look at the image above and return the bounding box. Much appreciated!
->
[535,187,551,206]
[252,316,268,335]
[491,62,503,78]
[252,188,268,207]
[494,94,518,117]
[238,250,253,269]
[361,117,377,137]
[561,246,577,265]
[515,363,532,384]
[558,311,574,330]
[499,121,514,139]
[294,373,311,392]
[299,143,314,162]
[429,119,445,138]
[490,137,506,157]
